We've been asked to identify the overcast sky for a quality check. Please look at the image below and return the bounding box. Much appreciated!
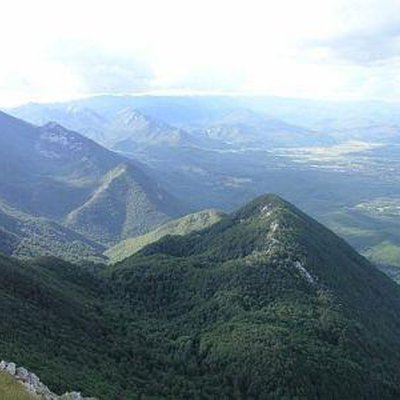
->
[1,0,400,106]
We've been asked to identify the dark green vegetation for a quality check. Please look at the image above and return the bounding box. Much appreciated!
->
[0,198,106,263]
[106,208,225,263]
[3,194,400,399]
[0,111,182,260]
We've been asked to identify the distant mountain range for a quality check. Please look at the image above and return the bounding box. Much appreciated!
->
[0,110,183,260]
[2,194,400,399]
[198,108,334,148]
[10,98,333,150]
[11,94,400,131]
[10,103,199,150]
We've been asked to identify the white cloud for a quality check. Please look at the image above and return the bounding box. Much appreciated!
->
[0,0,399,105]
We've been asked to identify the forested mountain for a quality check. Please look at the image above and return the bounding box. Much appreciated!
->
[2,194,400,399]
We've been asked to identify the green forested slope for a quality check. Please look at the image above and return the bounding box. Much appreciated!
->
[0,199,106,263]
[106,208,225,262]
[2,194,400,399]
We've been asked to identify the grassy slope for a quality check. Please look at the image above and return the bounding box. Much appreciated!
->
[105,209,225,263]
[0,372,38,400]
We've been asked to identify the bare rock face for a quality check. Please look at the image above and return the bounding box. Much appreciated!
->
[2,361,16,375]
[0,360,96,400]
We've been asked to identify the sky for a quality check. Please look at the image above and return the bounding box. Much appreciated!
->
[1,0,400,106]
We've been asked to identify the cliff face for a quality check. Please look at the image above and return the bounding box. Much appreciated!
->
[0,361,96,400]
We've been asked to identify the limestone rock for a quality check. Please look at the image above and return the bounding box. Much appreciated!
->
[0,360,96,400]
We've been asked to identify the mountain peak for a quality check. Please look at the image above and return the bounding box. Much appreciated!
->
[41,121,68,132]
[246,192,287,208]
[233,193,291,221]
[140,193,303,263]
[116,107,149,125]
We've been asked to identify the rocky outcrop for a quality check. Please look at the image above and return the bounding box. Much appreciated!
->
[0,361,96,400]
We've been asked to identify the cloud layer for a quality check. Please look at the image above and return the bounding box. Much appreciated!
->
[1,0,399,105]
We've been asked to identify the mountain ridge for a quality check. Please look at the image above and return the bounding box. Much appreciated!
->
[106,208,226,262]
[65,162,179,245]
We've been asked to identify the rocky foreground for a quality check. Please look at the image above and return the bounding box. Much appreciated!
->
[0,361,96,400]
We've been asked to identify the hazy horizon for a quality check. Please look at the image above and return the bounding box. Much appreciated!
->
[1,0,400,107]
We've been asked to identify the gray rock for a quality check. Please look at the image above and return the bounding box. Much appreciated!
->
[1,360,96,400]
[16,367,29,380]
[61,393,84,400]
[5,362,16,376]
